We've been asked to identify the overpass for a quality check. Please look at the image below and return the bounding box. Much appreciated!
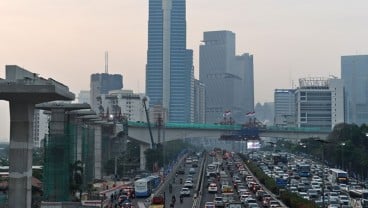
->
[127,121,331,145]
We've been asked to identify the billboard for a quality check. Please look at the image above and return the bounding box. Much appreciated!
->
[247,140,261,149]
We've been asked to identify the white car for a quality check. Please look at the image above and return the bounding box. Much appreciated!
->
[208,183,218,193]
[214,195,224,207]
[184,180,194,188]
[180,187,190,197]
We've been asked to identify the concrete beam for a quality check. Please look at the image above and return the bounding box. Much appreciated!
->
[0,65,74,208]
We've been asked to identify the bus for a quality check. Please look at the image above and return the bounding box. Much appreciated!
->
[134,176,161,197]
[296,163,311,177]
[328,168,348,184]
[348,189,368,207]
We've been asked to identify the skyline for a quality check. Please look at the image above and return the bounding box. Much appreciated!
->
[1,0,368,140]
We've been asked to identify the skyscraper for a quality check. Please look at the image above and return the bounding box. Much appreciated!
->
[146,0,193,123]
[341,55,368,125]
[200,30,254,123]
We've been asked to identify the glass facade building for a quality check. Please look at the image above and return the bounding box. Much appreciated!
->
[341,55,368,125]
[146,0,193,123]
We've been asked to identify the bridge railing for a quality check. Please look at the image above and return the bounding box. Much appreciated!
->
[128,121,331,133]
[127,121,242,130]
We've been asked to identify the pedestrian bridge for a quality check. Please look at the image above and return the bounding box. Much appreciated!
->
[127,121,331,145]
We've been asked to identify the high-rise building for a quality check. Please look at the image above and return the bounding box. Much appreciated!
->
[295,77,344,129]
[235,53,254,116]
[200,30,254,123]
[341,55,368,125]
[274,89,296,127]
[194,79,205,123]
[90,73,123,112]
[146,0,194,123]
[33,109,49,148]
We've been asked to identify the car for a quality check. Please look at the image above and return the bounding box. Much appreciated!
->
[189,168,196,174]
[208,183,218,193]
[244,197,257,206]
[184,180,194,188]
[204,202,215,208]
[180,187,190,197]
[214,195,224,207]
[176,169,185,175]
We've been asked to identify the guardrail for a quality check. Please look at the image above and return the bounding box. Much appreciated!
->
[192,153,207,208]
[142,153,188,207]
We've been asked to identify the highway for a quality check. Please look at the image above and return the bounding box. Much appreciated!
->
[133,152,205,208]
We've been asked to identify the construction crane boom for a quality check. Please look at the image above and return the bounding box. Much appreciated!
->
[142,97,155,148]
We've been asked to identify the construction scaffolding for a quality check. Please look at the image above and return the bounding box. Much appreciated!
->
[43,123,77,201]
[82,125,95,189]
[43,120,96,201]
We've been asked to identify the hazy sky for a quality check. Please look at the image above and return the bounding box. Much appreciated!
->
[1,0,368,140]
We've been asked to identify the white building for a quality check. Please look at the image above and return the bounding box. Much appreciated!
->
[78,90,90,104]
[274,89,296,127]
[96,89,147,122]
[33,109,49,148]
[295,77,344,129]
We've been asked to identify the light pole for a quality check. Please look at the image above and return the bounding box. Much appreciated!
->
[315,138,330,208]
[341,142,346,170]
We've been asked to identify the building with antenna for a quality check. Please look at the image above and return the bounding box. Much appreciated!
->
[90,52,124,112]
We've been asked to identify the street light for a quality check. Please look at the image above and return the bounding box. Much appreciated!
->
[314,138,330,208]
[340,143,345,170]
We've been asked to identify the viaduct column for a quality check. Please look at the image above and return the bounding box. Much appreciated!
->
[0,65,74,208]
[140,144,149,170]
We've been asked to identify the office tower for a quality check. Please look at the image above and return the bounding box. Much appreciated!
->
[341,55,368,125]
[295,77,344,129]
[146,0,194,123]
[274,89,296,127]
[235,53,255,116]
[200,30,254,123]
[194,79,206,123]
[90,73,123,113]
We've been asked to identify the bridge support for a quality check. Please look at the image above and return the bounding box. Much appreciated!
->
[8,103,35,207]
[36,103,90,201]
[0,65,74,208]
[140,144,149,170]
[94,125,102,179]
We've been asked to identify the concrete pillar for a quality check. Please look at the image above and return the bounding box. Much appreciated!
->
[76,125,83,161]
[1,65,74,208]
[8,103,35,208]
[94,125,102,179]
[140,144,149,171]
[47,109,69,201]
